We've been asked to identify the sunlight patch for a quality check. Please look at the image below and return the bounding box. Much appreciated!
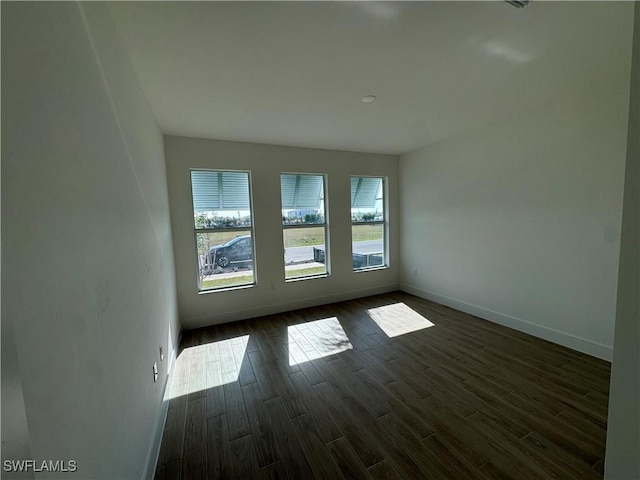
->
[165,335,250,400]
[366,303,434,338]
[288,317,352,366]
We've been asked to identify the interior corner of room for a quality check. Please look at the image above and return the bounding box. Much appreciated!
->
[1,1,638,479]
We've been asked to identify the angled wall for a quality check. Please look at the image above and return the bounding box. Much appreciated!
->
[605,2,640,478]
[1,3,179,478]
[398,14,633,360]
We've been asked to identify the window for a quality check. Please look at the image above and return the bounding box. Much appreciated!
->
[190,170,255,291]
[280,173,328,280]
[351,176,386,271]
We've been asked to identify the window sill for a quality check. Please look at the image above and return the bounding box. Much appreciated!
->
[353,266,388,274]
[285,274,329,283]
[198,283,256,294]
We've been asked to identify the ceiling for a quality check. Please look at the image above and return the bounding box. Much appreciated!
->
[108,1,633,155]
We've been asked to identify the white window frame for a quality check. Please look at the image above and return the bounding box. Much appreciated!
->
[280,173,330,281]
[190,169,256,292]
[351,176,387,272]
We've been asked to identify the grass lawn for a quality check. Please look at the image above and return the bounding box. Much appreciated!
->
[284,224,383,247]
[351,224,383,243]
[283,226,325,247]
[285,266,326,278]
[201,265,326,289]
[201,275,254,289]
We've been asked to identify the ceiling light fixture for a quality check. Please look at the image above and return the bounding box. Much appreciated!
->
[362,95,376,103]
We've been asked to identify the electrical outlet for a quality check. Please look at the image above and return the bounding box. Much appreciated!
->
[153,362,158,382]
[159,345,164,361]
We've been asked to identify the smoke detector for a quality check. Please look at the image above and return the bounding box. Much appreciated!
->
[505,0,530,8]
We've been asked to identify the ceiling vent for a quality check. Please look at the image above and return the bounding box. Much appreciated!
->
[505,0,530,8]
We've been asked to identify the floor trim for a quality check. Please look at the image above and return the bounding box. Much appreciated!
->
[143,334,180,480]
[400,283,613,361]
[183,283,399,330]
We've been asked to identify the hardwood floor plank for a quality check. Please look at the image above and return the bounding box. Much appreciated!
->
[344,366,393,418]
[418,395,496,467]
[419,367,478,418]
[367,460,403,480]
[477,456,545,480]
[235,343,257,387]
[155,292,610,480]
[206,414,232,479]
[182,397,206,480]
[365,351,434,399]
[484,346,593,399]
[264,396,315,479]
[381,378,422,405]
[265,357,308,418]
[470,410,569,479]
[557,362,611,394]
[502,392,603,465]
[259,461,291,480]
[593,458,605,475]
[310,356,357,400]
[326,437,372,480]
[521,431,601,480]
[356,348,397,385]
[290,413,345,480]
[296,357,326,386]
[354,369,436,440]
[248,349,279,401]
[187,348,207,400]
[157,396,187,467]
[155,460,181,480]
[242,381,281,468]
[223,381,251,440]
[376,412,451,480]
[205,362,225,418]
[456,377,532,439]
[314,382,386,468]
[229,434,260,478]
[555,408,607,448]
[422,434,486,480]
[288,372,343,444]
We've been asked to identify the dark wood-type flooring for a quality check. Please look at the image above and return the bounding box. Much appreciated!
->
[155,292,610,479]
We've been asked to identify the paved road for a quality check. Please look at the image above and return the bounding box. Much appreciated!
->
[203,239,383,277]
[285,239,382,264]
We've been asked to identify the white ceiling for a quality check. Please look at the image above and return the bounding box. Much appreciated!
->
[109,1,633,155]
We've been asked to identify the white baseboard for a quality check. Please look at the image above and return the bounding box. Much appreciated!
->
[400,283,613,362]
[142,333,180,480]
[183,283,399,330]
[143,398,168,480]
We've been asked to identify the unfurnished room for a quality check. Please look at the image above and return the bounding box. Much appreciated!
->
[1,1,638,479]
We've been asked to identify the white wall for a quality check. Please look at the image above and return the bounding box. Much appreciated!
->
[165,136,398,329]
[1,315,33,480]
[605,3,640,478]
[398,70,631,360]
[1,3,179,478]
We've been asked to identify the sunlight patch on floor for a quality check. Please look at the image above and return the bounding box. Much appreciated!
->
[366,302,434,338]
[165,335,250,400]
[288,317,353,366]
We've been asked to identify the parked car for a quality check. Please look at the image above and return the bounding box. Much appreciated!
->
[208,235,253,268]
